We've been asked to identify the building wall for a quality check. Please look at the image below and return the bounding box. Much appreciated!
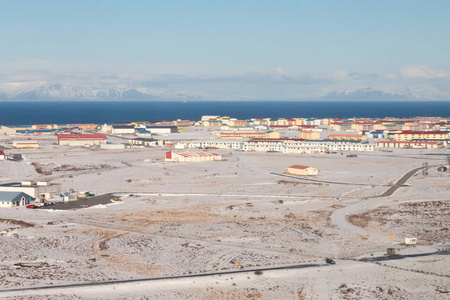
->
[165,151,222,162]
[300,131,321,140]
[112,128,135,134]
[12,142,39,149]
[375,141,442,149]
[287,167,318,176]
[393,132,448,141]
[328,134,368,141]
[146,128,172,134]
[0,184,60,199]
[59,139,106,146]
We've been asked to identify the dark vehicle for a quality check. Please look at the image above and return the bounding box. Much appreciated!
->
[325,258,336,265]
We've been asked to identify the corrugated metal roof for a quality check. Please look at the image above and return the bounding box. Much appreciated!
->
[0,192,33,202]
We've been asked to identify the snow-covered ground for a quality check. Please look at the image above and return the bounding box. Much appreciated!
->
[0,130,448,299]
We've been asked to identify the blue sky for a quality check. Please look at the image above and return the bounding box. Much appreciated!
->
[1,0,449,100]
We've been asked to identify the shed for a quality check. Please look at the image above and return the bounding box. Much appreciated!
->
[287,165,318,176]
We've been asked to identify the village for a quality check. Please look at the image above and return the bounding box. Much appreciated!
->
[0,115,449,299]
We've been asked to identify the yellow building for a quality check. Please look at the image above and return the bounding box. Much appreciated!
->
[299,130,321,140]
[393,131,449,141]
[227,120,248,126]
[12,141,39,149]
[69,124,99,130]
[203,120,223,127]
[286,165,318,176]
[32,124,58,130]
[328,134,368,141]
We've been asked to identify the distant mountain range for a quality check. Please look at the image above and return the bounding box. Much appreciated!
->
[319,88,410,101]
[0,82,207,101]
[0,81,435,101]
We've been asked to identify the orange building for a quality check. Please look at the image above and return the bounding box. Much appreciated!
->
[328,134,367,141]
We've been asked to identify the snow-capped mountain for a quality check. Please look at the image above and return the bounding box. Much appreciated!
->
[0,82,208,101]
[319,88,410,101]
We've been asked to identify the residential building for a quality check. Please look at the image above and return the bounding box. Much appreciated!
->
[69,124,99,130]
[129,138,165,146]
[375,141,444,149]
[392,131,449,141]
[203,120,223,127]
[300,130,321,140]
[328,134,368,141]
[227,120,248,126]
[219,131,280,139]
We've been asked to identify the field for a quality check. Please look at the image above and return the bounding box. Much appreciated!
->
[0,131,449,299]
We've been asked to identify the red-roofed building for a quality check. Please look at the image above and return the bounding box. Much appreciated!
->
[0,150,5,160]
[165,151,221,162]
[286,165,318,176]
[57,134,107,146]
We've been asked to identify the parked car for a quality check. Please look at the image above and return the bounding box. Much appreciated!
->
[26,205,36,209]
[325,258,336,265]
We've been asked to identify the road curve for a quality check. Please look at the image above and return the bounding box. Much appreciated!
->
[375,166,425,198]
[331,165,428,244]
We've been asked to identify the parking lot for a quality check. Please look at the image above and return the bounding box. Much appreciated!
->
[39,193,116,210]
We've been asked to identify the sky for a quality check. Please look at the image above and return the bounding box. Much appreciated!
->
[1,0,449,100]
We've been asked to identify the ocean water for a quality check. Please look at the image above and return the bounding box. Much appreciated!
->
[0,101,449,125]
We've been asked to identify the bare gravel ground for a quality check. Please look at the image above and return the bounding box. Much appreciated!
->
[0,132,449,299]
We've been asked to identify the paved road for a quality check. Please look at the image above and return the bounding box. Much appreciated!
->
[330,166,428,243]
[0,263,323,294]
[375,166,425,198]
[271,172,387,187]
[358,249,450,262]
[39,193,117,210]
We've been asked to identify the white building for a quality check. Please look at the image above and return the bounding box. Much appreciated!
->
[112,125,136,135]
[0,181,61,200]
[242,139,374,153]
[175,141,241,150]
[201,115,221,121]
[165,151,222,162]
[243,139,284,152]
[0,150,5,160]
[100,143,126,150]
[129,138,165,147]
